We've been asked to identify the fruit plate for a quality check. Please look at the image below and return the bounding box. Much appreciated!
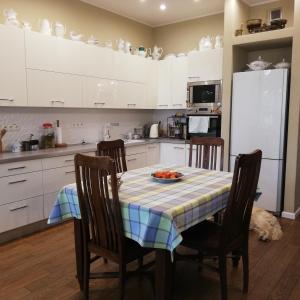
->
[151,171,184,183]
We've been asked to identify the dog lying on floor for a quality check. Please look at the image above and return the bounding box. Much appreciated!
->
[250,207,283,241]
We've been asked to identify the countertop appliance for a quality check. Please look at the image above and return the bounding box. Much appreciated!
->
[149,124,159,139]
[167,115,188,139]
[187,80,222,113]
[231,69,289,213]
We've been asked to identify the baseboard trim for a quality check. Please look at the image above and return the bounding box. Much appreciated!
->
[282,206,300,220]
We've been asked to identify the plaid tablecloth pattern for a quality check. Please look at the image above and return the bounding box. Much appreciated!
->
[48,164,233,252]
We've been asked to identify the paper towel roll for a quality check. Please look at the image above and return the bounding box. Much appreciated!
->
[56,127,63,144]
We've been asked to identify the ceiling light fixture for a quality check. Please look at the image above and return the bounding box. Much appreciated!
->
[160,3,167,11]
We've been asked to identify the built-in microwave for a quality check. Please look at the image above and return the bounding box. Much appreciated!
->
[187,80,222,112]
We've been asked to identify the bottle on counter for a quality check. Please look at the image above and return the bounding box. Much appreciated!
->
[41,123,55,149]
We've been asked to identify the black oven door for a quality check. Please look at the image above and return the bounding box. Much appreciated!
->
[187,115,221,138]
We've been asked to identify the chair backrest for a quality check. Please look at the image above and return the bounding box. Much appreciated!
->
[188,137,224,171]
[97,139,127,173]
[74,154,124,259]
[220,150,262,248]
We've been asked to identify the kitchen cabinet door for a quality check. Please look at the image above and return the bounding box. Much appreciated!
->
[187,48,223,81]
[157,59,172,109]
[27,69,82,107]
[81,45,114,78]
[0,25,27,107]
[83,77,115,108]
[25,31,81,74]
[160,143,186,165]
[146,144,160,166]
[126,153,147,170]
[114,81,146,109]
[145,60,158,109]
[171,56,187,109]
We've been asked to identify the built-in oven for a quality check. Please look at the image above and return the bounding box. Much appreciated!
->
[187,80,222,113]
[186,114,221,139]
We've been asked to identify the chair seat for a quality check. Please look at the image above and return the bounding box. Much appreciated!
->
[89,238,152,264]
[181,220,221,252]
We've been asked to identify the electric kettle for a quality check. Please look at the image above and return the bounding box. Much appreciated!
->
[149,124,159,139]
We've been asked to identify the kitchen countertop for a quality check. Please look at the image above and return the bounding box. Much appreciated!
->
[0,138,187,164]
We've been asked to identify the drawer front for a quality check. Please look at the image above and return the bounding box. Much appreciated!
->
[125,145,147,156]
[44,192,58,219]
[42,154,75,170]
[43,166,75,194]
[0,160,42,178]
[0,196,44,233]
[126,153,147,171]
[0,171,43,206]
[146,144,160,166]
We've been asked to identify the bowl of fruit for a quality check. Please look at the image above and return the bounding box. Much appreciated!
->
[151,170,184,183]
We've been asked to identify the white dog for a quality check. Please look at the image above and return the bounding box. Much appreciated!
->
[250,207,283,241]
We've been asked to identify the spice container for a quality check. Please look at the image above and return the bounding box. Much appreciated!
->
[41,123,55,149]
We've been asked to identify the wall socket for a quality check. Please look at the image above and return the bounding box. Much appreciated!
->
[72,122,84,128]
[3,124,20,132]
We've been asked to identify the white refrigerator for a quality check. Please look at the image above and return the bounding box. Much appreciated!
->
[230,69,289,213]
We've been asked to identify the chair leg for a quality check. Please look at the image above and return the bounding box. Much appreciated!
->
[83,249,90,300]
[232,250,241,268]
[119,263,126,300]
[242,243,249,293]
[218,254,228,300]
[138,256,143,279]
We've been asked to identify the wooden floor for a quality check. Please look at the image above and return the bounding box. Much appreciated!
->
[1,217,300,300]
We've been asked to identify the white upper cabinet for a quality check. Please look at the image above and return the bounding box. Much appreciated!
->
[27,69,82,107]
[145,59,158,109]
[114,81,146,109]
[80,45,114,78]
[83,77,115,108]
[157,59,172,108]
[0,25,27,107]
[157,57,187,109]
[187,48,223,81]
[113,52,147,83]
[171,56,187,109]
[25,31,82,74]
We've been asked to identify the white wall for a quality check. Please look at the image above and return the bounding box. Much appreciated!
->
[0,107,153,151]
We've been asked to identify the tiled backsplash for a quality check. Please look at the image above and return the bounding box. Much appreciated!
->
[0,107,154,151]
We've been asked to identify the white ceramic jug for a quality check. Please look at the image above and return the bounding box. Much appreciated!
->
[152,46,163,60]
[116,38,125,52]
[3,9,19,27]
[125,41,131,54]
[40,19,52,35]
[54,22,66,38]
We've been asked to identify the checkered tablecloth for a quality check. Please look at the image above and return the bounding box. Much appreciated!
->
[48,164,233,252]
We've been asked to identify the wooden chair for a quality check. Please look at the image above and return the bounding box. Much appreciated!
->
[97,139,127,173]
[178,150,262,300]
[74,154,152,300]
[188,136,224,171]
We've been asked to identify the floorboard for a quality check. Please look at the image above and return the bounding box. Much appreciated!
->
[1,218,300,300]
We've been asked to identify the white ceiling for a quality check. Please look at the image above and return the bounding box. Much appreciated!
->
[81,0,278,27]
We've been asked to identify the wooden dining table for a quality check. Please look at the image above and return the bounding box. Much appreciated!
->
[48,164,232,300]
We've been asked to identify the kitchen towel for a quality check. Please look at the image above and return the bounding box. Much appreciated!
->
[189,116,210,133]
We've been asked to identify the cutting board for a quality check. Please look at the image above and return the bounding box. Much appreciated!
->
[0,128,7,153]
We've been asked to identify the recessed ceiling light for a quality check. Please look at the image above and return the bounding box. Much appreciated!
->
[160,3,167,11]
[139,0,146,2]
[194,0,200,2]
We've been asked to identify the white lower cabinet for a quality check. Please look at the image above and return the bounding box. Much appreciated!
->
[126,153,147,170]
[27,69,82,107]
[44,192,60,219]
[0,171,43,206]
[0,196,44,233]
[146,144,160,166]
[160,143,186,166]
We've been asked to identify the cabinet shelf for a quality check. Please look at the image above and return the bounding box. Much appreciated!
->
[233,27,294,50]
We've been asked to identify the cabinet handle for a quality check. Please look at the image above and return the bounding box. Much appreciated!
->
[65,170,75,174]
[10,205,28,212]
[8,166,26,171]
[127,104,136,107]
[173,104,183,107]
[94,102,106,105]
[0,98,14,102]
[158,104,168,107]
[65,159,74,163]
[51,100,65,104]
[127,158,137,162]
[8,179,27,185]
[148,146,157,149]
[174,146,185,150]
